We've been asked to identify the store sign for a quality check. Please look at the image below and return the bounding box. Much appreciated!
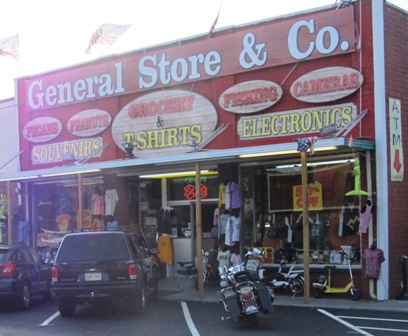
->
[184,183,208,200]
[67,109,112,137]
[293,182,323,211]
[219,80,282,114]
[290,67,363,103]
[389,98,404,181]
[20,6,355,112]
[31,137,103,164]
[237,103,357,140]
[111,89,218,157]
[23,117,62,143]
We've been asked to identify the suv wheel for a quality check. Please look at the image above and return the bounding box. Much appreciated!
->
[44,282,56,301]
[17,283,30,310]
[59,299,76,317]
[131,287,146,314]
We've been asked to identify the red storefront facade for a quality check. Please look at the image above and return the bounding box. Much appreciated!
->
[2,0,407,300]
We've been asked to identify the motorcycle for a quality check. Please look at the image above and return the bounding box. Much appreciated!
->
[220,248,274,326]
[270,260,304,296]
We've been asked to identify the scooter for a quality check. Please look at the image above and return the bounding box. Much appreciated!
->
[270,261,304,296]
[313,251,361,300]
[220,248,274,327]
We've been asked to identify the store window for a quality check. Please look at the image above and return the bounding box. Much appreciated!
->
[34,179,105,248]
[247,158,364,265]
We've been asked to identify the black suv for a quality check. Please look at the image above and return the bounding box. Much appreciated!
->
[52,230,160,317]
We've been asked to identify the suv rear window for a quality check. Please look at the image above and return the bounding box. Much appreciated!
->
[57,233,130,262]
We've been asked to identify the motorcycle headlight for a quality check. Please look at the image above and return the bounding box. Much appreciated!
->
[220,280,228,288]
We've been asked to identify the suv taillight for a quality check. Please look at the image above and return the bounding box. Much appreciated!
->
[1,261,15,277]
[128,263,137,280]
[52,266,59,282]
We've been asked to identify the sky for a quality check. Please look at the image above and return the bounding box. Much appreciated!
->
[0,0,407,100]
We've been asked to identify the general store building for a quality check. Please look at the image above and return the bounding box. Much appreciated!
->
[0,0,407,301]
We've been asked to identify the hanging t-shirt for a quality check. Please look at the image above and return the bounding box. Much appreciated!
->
[359,203,374,234]
[218,183,227,207]
[363,248,385,279]
[218,213,229,238]
[224,216,234,247]
[230,215,241,242]
[104,189,119,216]
[18,219,30,244]
[217,249,230,275]
[226,182,241,210]
[91,193,104,216]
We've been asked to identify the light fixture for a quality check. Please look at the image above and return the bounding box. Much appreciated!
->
[275,158,354,169]
[122,142,135,159]
[0,175,39,182]
[319,123,339,137]
[187,137,199,151]
[239,146,338,159]
[41,169,101,178]
[139,170,218,179]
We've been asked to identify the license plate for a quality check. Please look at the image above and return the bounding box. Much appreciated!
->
[246,260,259,271]
[85,272,102,281]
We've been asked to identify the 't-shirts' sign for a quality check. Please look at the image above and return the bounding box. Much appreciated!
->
[111,90,218,157]
[21,6,355,112]
[290,67,364,103]
[219,80,283,114]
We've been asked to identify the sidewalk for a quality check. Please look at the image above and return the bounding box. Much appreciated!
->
[159,277,408,313]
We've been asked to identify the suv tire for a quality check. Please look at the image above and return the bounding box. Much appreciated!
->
[131,286,146,314]
[59,299,76,317]
[17,283,30,310]
[44,282,55,301]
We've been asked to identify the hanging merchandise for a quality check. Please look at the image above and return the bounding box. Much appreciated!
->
[218,180,228,208]
[225,181,241,210]
[158,235,173,265]
[18,218,30,244]
[218,211,229,241]
[230,211,241,243]
[363,241,385,279]
[224,215,234,247]
[358,200,374,234]
[91,187,104,216]
[105,188,119,216]
[345,157,368,196]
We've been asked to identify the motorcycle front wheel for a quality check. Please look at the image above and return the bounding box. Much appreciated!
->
[290,277,304,295]
[314,288,324,298]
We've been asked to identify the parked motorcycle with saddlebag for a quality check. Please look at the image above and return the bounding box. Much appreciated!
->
[220,248,274,326]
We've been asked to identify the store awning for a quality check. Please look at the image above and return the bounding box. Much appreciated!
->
[0,137,374,182]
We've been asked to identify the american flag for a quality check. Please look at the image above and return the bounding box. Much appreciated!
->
[208,3,223,38]
[85,24,131,55]
[295,137,318,156]
[0,34,19,60]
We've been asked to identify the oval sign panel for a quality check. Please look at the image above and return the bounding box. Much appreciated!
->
[67,109,111,137]
[290,67,364,103]
[219,80,283,114]
[112,90,218,158]
[23,117,62,143]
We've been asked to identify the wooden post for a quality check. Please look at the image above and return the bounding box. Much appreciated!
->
[7,181,12,245]
[78,174,83,229]
[301,151,310,304]
[195,162,204,298]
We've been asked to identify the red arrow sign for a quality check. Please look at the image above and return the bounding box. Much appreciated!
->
[394,149,403,173]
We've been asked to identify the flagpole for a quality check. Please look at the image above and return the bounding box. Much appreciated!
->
[301,151,310,304]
